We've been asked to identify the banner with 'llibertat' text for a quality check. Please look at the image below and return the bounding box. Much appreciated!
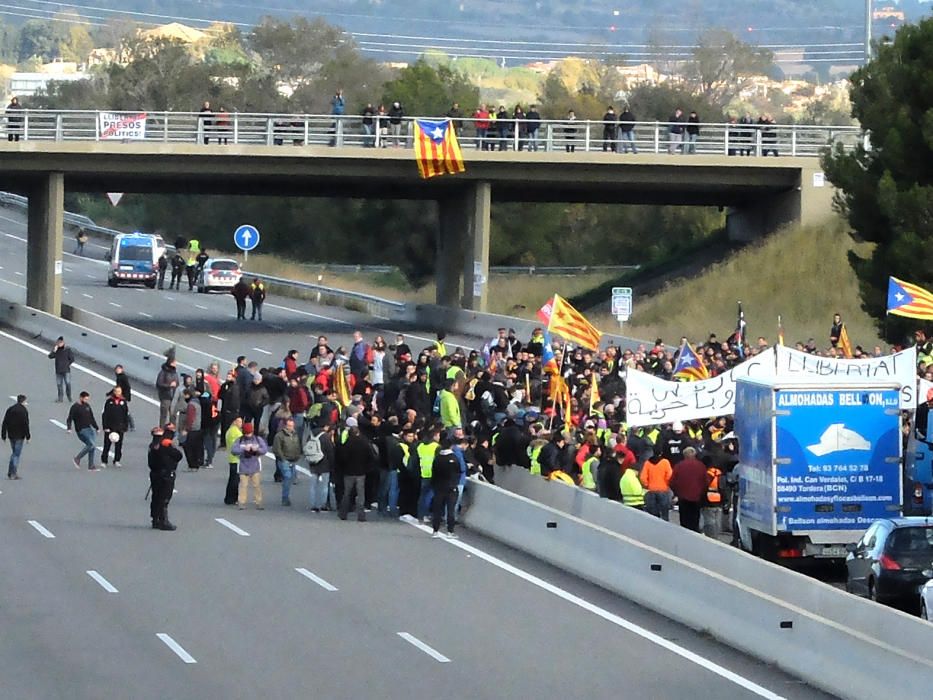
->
[98,112,147,140]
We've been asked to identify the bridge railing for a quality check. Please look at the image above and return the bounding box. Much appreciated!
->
[2,109,863,157]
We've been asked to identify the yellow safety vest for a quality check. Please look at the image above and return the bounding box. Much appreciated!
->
[225,424,243,465]
[339,428,349,445]
[596,428,612,444]
[446,366,460,380]
[529,445,543,476]
[620,469,645,507]
[435,341,447,357]
[417,442,439,479]
[582,456,599,490]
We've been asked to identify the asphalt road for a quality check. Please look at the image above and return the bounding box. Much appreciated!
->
[0,206,484,368]
[0,330,835,699]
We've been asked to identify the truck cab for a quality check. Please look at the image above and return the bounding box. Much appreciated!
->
[107,232,158,288]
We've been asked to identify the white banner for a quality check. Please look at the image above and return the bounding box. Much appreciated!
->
[774,345,917,409]
[626,346,922,426]
[98,112,147,140]
[625,348,775,427]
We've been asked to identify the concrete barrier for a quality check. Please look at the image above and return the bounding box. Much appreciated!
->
[0,299,231,387]
[491,466,933,653]
[461,478,932,700]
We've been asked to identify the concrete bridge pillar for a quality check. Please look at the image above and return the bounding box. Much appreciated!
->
[436,181,492,312]
[26,172,64,315]
[726,162,835,242]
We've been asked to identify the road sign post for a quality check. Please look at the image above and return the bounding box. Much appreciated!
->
[611,286,633,330]
[233,224,260,262]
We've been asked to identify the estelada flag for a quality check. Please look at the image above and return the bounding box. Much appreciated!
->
[839,323,854,359]
[588,372,601,415]
[547,294,602,351]
[413,118,465,179]
[333,361,352,407]
[887,276,933,320]
[537,296,554,325]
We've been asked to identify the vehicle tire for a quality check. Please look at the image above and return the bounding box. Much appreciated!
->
[107,278,117,288]
[145,281,156,289]
[868,579,878,602]
[922,600,929,621]
[197,284,204,293]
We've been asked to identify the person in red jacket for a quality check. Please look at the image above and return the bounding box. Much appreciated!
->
[669,446,707,532]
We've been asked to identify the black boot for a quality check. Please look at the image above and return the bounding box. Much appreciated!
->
[159,519,177,531]
[152,518,162,529]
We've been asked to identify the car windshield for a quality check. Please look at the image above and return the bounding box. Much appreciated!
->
[118,244,152,261]
[887,527,933,556]
[211,260,238,271]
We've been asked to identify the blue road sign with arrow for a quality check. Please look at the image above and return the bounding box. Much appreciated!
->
[234,224,260,252]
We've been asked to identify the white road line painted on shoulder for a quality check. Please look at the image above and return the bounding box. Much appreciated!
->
[3,231,25,241]
[156,633,197,664]
[215,518,250,536]
[401,516,785,699]
[64,266,72,272]
[252,347,272,355]
[108,302,122,308]
[86,570,118,593]
[85,274,95,279]
[397,632,451,663]
[296,465,311,477]
[82,293,93,299]
[171,323,186,329]
[195,304,208,310]
[295,567,338,591]
[208,334,228,342]
[0,331,161,407]
[139,311,152,318]
[13,271,23,276]
[49,419,67,430]
[27,520,55,538]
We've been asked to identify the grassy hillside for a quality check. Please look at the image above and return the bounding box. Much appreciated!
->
[587,217,884,349]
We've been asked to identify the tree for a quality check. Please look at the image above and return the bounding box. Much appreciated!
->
[380,60,479,116]
[17,20,67,62]
[687,29,775,105]
[822,18,933,340]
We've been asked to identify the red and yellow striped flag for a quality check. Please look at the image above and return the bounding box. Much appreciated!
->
[333,362,352,407]
[839,323,854,359]
[547,294,602,351]
[413,119,465,179]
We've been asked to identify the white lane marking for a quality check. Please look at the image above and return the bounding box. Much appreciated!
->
[0,278,26,289]
[3,231,25,241]
[49,419,68,430]
[82,293,93,299]
[0,331,160,408]
[195,304,208,310]
[397,632,451,663]
[296,465,311,477]
[252,347,272,355]
[215,518,250,537]
[139,311,152,318]
[86,570,119,593]
[401,517,785,699]
[164,295,175,301]
[64,266,73,272]
[156,633,197,664]
[295,567,338,591]
[108,302,122,308]
[208,334,228,342]
[27,520,55,538]
[264,302,352,326]
[171,323,186,329]
[13,271,23,276]
[85,274,95,279]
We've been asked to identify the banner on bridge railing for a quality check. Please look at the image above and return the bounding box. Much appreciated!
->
[98,112,147,140]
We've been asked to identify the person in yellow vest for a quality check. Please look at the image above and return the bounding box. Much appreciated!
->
[223,416,243,505]
[249,278,266,321]
[397,428,419,517]
[434,332,448,358]
[620,457,646,509]
[438,379,461,429]
[581,444,602,490]
[702,464,723,538]
[185,246,199,291]
[527,432,548,476]
[416,426,441,522]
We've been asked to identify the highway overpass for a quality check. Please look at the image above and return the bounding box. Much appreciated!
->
[0,111,846,317]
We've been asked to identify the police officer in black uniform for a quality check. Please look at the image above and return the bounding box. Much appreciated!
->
[149,424,182,530]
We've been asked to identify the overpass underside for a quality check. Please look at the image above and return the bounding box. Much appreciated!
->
[0,143,834,315]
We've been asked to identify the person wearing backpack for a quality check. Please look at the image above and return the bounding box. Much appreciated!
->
[304,422,335,512]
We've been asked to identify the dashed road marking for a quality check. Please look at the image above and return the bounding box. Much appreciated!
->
[49,419,67,430]
[156,633,197,664]
[171,323,186,329]
[109,302,122,308]
[82,293,93,299]
[295,568,338,591]
[139,311,152,318]
[27,520,55,538]
[252,347,271,355]
[215,518,250,537]
[208,334,228,342]
[86,570,118,593]
[397,632,451,663]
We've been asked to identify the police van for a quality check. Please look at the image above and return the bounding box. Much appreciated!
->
[107,232,159,288]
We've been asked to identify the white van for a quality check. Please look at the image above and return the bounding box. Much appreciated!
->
[107,232,159,288]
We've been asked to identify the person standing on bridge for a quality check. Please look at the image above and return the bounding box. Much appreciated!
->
[249,278,265,321]
[6,96,23,142]
[48,336,74,404]
[668,108,685,154]
[199,101,214,145]
[67,391,100,471]
[601,105,617,152]
[685,111,700,154]
[388,101,404,147]
[618,105,637,153]
[2,394,30,480]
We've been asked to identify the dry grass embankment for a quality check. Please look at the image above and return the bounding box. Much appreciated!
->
[588,217,883,349]
[232,252,616,317]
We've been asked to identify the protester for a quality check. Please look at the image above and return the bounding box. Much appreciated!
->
[233,422,267,509]
[48,336,75,403]
[1,394,29,479]
[67,391,100,471]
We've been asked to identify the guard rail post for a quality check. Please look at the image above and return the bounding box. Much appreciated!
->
[583,121,591,152]
[653,122,660,153]
[54,114,63,142]
[791,128,797,157]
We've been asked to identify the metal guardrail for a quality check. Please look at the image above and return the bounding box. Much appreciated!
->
[489,265,641,275]
[0,109,864,157]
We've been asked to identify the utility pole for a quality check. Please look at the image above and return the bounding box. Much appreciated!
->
[864,0,873,63]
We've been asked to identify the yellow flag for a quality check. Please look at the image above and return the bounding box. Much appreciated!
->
[547,294,602,351]
[839,323,854,359]
[588,372,600,415]
[333,362,351,407]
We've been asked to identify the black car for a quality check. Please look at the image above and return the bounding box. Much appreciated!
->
[845,517,933,613]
